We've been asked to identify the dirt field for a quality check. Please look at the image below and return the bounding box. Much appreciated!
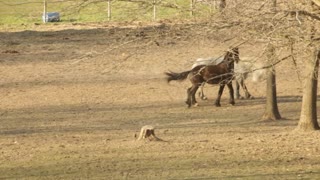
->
[1,23,320,179]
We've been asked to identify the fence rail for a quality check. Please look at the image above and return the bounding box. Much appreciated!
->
[0,0,226,25]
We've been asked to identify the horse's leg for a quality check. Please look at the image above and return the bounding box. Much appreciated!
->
[227,82,235,105]
[191,85,199,107]
[186,85,199,107]
[239,79,253,99]
[235,80,241,99]
[185,87,192,107]
[198,82,207,100]
[215,84,225,107]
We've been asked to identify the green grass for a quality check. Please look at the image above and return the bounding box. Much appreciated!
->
[0,0,215,26]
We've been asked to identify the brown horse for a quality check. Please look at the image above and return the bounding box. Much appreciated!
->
[165,48,240,107]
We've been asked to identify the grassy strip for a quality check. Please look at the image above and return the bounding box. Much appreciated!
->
[0,0,215,25]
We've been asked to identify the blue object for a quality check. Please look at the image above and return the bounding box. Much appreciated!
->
[42,12,60,22]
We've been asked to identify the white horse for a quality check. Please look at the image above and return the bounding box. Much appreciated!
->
[192,57,266,100]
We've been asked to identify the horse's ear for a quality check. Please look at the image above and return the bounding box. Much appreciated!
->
[232,47,239,53]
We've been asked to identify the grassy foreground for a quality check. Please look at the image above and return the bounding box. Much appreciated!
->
[1,23,320,179]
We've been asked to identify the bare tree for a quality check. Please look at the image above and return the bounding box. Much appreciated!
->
[262,44,282,121]
[296,1,320,131]
[261,0,282,121]
[297,48,320,131]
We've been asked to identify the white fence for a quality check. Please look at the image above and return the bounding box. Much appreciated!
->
[0,0,227,24]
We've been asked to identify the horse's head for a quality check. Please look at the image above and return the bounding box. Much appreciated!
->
[224,47,240,67]
[230,47,240,63]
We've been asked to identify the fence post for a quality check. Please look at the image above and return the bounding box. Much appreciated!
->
[190,0,194,16]
[43,0,47,23]
[107,0,111,21]
[153,0,156,21]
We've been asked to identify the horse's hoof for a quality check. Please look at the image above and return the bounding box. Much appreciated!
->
[238,96,244,100]
[249,96,255,99]
[193,103,199,107]
[230,102,235,105]
[185,101,192,108]
[215,103,221,107]
[201,97,208,100]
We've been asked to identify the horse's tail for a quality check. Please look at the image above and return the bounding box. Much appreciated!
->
[165,70,192,83]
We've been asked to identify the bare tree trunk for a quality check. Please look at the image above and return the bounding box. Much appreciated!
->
[296,1,320,131]
[297,49,320,131]
[136,125,163,141]
[262,45,281,121]
[262,67,282,120]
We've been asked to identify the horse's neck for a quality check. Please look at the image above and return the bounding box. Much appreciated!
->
[221,55,234,69]
[217,61,232,71]
[228,62,235,72]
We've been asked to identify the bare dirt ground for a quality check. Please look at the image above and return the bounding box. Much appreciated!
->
[1,22,320,179]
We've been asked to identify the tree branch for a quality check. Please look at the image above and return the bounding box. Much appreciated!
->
[287,10,320,21]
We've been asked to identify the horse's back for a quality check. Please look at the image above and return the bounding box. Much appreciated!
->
[192,57,224,69]
[251,62,267,82]
[235,57,266,82]
[201,64,232,84]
